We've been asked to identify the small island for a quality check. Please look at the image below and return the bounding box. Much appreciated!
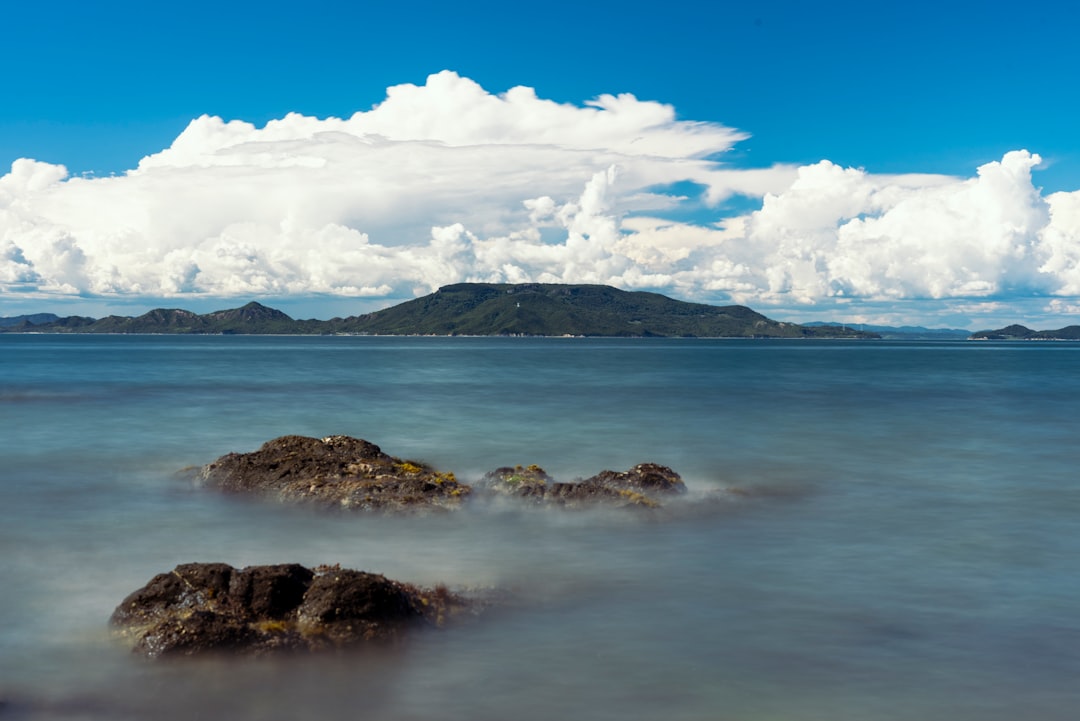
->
[969,323,1080,341]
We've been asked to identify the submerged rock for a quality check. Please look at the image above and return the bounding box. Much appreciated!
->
[196,435,470,512]
[481,462,686,509]
[477,464,554,500]
[110,562,471,658]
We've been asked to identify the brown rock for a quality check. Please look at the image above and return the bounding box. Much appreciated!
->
[587,462,687,494]
[478,464,553,500]
[134,611,264,658]
[228,563,313,620]
[296,569,424,647]
[480,462,686,509]
[110,562,235,626]
[111,562,471,658]
[196,435,471,512]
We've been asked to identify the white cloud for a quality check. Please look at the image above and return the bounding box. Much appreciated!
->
[2,71,1080,328]
[1,72,770,301]
[728,150,1056,304]
[1,240,40,284]
[1040,188,1080,295]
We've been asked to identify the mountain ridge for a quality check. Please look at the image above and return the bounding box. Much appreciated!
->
[0,313,61,328]
[803,321,972,340]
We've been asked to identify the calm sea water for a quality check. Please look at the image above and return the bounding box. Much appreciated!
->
[1,335,1078,720]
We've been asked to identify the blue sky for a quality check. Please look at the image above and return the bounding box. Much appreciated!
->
[3,0,1080,328]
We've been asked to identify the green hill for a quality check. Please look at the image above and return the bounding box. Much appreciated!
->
[12,302,316,335]
[329,283,878,338]
[84,302,311,334]
[970,324,1080,340]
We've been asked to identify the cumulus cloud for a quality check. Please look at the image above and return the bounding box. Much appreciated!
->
[1,72,769,302]
[731,151,1057,302]
[2,70,1079,326]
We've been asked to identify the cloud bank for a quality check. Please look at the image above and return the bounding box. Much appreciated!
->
[2,71,1078,325]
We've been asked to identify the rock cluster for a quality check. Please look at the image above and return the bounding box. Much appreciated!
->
[110,562,468,658]
[196,435,686,513]
[111,437,692,659]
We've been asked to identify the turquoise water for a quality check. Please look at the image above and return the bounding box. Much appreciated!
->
[1,335,1078,720]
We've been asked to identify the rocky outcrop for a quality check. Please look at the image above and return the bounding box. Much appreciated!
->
[196,435,470,512]
[195,435,688,512]
[479,462,686,508]
[110,562,470,658]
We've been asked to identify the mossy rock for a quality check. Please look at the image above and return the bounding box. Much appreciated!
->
[196,435,471,513]
[480,462,685,509]
[194,435,688,513]
[479,464,553,499]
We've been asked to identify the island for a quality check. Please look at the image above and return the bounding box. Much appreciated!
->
[1,283,879,338]
[969,324,1080,340]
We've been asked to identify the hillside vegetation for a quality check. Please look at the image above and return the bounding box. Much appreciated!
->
[328,283,876,338]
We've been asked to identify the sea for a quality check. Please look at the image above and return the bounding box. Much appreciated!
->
[1,335,1078,720]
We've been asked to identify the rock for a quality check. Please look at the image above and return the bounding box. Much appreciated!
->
[135,610,265,658]
[296,569,424,648]
[110,562,235,627]
[196,435,471,513]
[111,562,471,658]
[477,464,554,500]
[229,563,313,620]
[481,462,686,509]
[587,463,687,495]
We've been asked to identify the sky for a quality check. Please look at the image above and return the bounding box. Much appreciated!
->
[3,0,1080,329]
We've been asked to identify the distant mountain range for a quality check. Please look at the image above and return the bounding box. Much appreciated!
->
[802,322,972,340]
[0,303,314,334]
[0,313,60,328]
[0,283,878,338]
[7,288,1076,339]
